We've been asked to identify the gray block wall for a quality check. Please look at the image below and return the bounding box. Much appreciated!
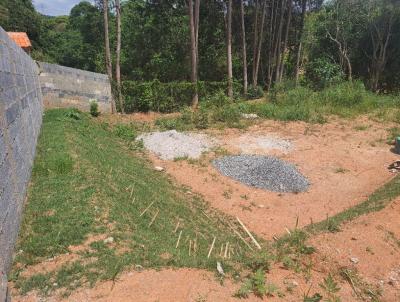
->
[0,27,43,300]
[38,61,112,113]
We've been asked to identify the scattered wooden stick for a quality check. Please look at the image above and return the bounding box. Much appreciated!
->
[231,227,254,251]
[174,221,180,233]
[140,201,155,217]
[220,244,224,257]
[236,217,261,250]
[285,228,291,235]
[175,230,182,249]
[131,197,136,204]
[224,242,229,258]
[207,237,216,258]
[189,240,192,256]
[148,209,159,227]
[130,187,134,198]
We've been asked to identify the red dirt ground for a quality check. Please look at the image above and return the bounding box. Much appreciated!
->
[149,117,398,240]
[11,115,400,301]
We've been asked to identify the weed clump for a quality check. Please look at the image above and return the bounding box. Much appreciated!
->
[89,100,100,117]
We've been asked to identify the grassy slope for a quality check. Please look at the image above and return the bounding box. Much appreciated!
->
[12,109,250,295]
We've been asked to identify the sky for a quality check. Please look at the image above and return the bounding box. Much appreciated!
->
[33,0,94,16]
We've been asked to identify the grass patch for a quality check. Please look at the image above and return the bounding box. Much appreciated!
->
[12,109,254,296]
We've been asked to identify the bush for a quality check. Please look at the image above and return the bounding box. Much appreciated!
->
[122,80,244,113]
[90,100,100,117]
[247,85,264,99]
[212,104,241,127]
[193,107,209,129]
[203,90,231,108]
[113,124,137,140]
[305,58,344,89]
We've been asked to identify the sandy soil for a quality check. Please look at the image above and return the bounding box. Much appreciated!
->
[145,117,399,240]
[11,116,400,301]
[12,198,399,302]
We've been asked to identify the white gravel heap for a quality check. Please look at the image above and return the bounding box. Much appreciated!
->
[237,134,292,153]
[137,130,215,160]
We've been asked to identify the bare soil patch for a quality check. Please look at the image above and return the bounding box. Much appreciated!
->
[308,197,400,301]
[147,117,398,239]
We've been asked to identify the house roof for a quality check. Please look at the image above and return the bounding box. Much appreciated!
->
[7,32,32,48]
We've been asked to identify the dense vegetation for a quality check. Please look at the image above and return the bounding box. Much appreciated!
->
[1,0,399,112]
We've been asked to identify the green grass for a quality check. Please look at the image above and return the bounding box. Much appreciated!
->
[239,82,400,124]
[12,109,254,296]
[155,82,400,131]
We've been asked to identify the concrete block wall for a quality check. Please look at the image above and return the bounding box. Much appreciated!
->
[0,27,43,300]
[38,62,112,113]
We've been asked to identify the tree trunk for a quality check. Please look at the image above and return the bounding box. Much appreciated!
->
[274,0,286,82]
[240,0,248,96]
[115,0,124,114]
[188,0,199,108]
[266,0,276,90]
[254,0,266,88]
[295,0,307,85]
[103,0,116,113]
[369,15,393,92]
[278,0,292,82]
[226,0,233,99]
[252,0,260,87]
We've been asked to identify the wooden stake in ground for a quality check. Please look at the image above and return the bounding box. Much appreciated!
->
[231,226,254,251]
[207,237,216,258]
[224,242,229,258]
[140,201,155,217]
[176,230,183,249]
[236,217,262,250]
[148,209,159,227]
[174,221,180,233]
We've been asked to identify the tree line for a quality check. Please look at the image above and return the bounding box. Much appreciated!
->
[1,0,399,110]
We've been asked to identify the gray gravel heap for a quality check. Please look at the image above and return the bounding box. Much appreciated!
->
[212,155,309,193]
[137,130,215,160]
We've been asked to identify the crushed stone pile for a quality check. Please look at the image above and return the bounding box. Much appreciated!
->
[236,134,292,153]
[137,130,215,160]
[212,155,309,193]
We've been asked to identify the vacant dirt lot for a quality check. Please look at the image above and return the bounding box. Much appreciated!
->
[147,117,398,239]
[11,115,400,301]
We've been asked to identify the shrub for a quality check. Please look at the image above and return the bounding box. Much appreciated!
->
[90,100,100,117]
[193,107,209,129]
[247,85,264,99]
[203,89,231,108]
[212,104,241,127]
[305,58,344,89]
[113,124,137,140]
[122,80,244,113]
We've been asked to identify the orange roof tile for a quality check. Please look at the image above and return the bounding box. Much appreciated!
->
[7,32,32,48]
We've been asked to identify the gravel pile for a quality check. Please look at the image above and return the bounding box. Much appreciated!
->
[137,130,215,160]
[237,135,292,153]
[212,155,309,193]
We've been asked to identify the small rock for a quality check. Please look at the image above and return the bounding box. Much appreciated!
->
[53,283,58,287]
[104,237,114,244]
[217,262,225,276]
[350,257,359,264]
[258,204,265,208]
[135,264,144,271]
[154,166,164,172]
[241,113,259,119]
[284,279,299,287]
